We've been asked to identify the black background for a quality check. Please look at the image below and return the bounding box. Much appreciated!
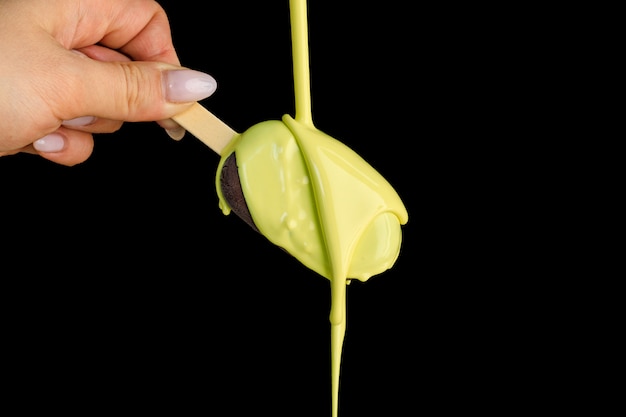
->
[0,1,431,415]
[1,1,579,416]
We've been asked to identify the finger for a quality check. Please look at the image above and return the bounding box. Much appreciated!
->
[76,45,131,63]
[75,45,184,139]
[62,116,123,134]
[57,0,180,65]
[0,149,21,158]
[156,119,186,140]
[31,127,95,167]
[56,53,217,124]
[95,0,181,65]
[66,47,126,134]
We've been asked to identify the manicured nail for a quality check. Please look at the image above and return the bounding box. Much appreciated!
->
[62,116,96,127]
[165,127,186,140]
[71,49,88,58]
[34,133,65,152]
[164,70,217,102]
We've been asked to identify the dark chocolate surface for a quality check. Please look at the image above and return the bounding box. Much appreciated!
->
[220,152,259,233]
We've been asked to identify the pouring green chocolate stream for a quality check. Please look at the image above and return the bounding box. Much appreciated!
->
[171,1,409,416]
[216,116,408,416]
[213,1,409,415]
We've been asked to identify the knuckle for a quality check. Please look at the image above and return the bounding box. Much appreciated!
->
[119,63,148,116]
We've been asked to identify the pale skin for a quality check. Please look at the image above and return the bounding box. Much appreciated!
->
[0,0,215,166]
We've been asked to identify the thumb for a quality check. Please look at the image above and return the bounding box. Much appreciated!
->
[67,58,217,122]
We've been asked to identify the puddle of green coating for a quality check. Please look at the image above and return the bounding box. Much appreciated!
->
[215,1,408,415]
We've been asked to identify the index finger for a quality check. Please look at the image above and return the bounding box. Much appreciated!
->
[102,0,180,65]
[69,0,181,65]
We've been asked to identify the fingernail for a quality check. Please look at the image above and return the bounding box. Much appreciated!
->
[62,116,96,127]
[34,133,65,153]
[71,49,88,58]
[164,70,217,102]
[158,118,183,131]
[166,127,186,141]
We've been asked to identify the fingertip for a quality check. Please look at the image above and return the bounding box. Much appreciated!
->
[164,69,217,103]
[62,116,97,127]
[34,133,66,153]
[158,119,186,141]
[165,127,186,140]
[36,129,95,166]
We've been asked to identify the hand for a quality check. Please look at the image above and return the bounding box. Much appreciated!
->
[0,0,217,166]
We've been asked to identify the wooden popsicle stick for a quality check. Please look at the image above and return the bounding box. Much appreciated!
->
[172,103,238,155]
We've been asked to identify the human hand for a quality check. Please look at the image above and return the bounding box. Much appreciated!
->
[0,0,217,166]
